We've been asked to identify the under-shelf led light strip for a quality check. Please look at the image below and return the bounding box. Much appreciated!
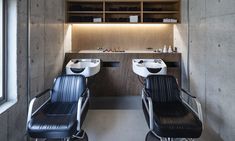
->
[71,24,170,27]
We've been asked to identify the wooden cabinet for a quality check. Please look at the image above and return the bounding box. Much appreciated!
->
[143,1,180,23]
[67,1,104,22]
[66,0,181,24]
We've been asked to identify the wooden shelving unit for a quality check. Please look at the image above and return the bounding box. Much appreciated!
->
[67,11,103,14]
[143,11,179,14]
[105,11,140,14]
[66,0,181,24]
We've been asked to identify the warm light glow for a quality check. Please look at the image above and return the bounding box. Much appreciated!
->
[72,24,169,28]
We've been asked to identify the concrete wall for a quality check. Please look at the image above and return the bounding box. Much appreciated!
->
[189,0,235,141]
[30,0,65,97]
[0,0,66,140]
[0,0,28,140]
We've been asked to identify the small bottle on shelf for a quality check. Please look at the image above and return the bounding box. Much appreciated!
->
[174,47,178,53]
[168,45,173,53]
[163,45,167,53]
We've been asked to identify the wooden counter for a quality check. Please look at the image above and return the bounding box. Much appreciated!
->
[64,52,181,97]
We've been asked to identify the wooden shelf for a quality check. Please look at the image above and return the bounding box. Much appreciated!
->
[67,22,178,24]
[105,11,140,14]
[143,0,179,3]
[67,11,103,14]
[143,11,179,14]
[66,0,181,23]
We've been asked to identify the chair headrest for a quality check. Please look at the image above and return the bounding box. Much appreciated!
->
[51,75,87,102]
[145,75,180,102]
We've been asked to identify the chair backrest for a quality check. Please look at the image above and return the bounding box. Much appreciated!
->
[145,75,181,103]
[51,75,86,103]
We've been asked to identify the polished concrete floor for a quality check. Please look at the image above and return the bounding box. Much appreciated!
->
[83,110,148,141]
[83,110,222,141]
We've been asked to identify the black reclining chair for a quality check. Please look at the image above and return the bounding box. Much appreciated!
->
[142,75,203,141]
[26,75,89,141]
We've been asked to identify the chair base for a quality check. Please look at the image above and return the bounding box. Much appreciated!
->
[145,131,194,141]
[40,131,88,141]
[71,130,88,141]
[146,131,160,141]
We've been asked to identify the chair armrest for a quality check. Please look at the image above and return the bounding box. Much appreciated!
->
[180,89,203,124]
[181,88,196,98]
[81,88,89,97]
[77,88,90,131]
[35,89,51,98]
[142,88,151,97]
[26,89,51,130]
[142,88,154,130]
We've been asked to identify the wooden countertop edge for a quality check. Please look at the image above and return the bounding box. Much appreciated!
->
[65,52,182,55]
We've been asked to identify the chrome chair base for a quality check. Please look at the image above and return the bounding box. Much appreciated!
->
[71,130,88,141]
[146,131,194,141]
[43,131,88,141]
[146,131,160,141]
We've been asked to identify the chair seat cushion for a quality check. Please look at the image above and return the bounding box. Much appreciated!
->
[152,102,202,138]
[27,102,78,139]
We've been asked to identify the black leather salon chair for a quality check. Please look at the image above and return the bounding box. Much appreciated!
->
[26,75,89,141]
[142,75,203,141]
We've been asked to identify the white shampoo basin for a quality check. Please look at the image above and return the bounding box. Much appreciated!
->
[66,59,101,77]
[132,59,167,77]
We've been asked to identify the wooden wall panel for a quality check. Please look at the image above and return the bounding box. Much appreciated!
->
[72,24,173,52]
[64,53,181,97]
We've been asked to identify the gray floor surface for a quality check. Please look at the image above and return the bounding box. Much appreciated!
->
[83,110,148,141]
[83,110,222,141]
